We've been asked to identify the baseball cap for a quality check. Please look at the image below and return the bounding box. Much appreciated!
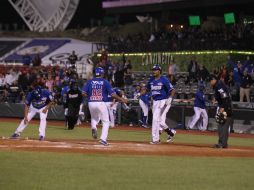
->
[152,64,162,71]
[95,67,104,76]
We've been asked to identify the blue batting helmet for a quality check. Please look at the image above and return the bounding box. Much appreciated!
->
[95,67,104,76]
[152,64,162,71]
[33,86,42,100]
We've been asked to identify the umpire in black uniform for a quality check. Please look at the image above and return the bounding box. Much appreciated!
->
[209,75,233,148]
[65,80,83,130]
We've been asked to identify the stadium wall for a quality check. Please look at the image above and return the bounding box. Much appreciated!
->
[0,103,253,134]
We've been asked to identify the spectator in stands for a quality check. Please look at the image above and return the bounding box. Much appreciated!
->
[114,63,125,88]
[124,68,133,95]
[197,64,209,82]
[7,80,22,103]
[68,51,78,67]
[5,69,18,85]
[0,73,8,102]
[226,55,235,72]
[187,58,199,83]
[233,61,242,101]
[168,60,177,85]
[32,53,42,66]
[239,68,253,102]
[45,75,55,92]
[0,73,6,87]
[17,70,30,92]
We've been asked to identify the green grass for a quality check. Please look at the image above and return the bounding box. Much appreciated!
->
[0,121,254,190]
[0,151,253,190]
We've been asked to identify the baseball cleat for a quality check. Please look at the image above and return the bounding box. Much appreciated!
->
[213,144,228,149]
[166,136,174,143]
[92,129,97,139]
[39,136,45,141]
[150,140,161,145]
[99,139,109,146]
[10,133,20,139]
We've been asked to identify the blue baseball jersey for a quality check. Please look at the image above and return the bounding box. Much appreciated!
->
[146,76,174,100]
[194,91,206,109]
[82,77,115,102]
[25,89,53,109]
[140,93,150,106]
[105,88,121,102]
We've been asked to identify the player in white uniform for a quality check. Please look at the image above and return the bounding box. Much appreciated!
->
[146,64,176,144]
[105,88,121,128]
[187,84,208,131]
[82,67,127,146]
[11,86,54,140]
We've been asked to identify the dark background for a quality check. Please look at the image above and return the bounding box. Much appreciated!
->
[0,0,254,30]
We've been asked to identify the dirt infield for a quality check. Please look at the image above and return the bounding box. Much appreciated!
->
[1,118,254,157]
[1,138,254,157]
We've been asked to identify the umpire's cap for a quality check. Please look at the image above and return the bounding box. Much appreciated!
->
[95,67,104,76]
[152,64,162,71]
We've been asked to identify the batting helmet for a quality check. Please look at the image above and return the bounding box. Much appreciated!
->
[152,64,162,71]
[215,112,227,124]
[33,86,42,100]
[95,67,104,76]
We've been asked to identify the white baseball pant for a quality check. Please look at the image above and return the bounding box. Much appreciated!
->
[105,102,118,128]
[152,99,170,142]
[15,105,48,137]
[139,99,148,117]
[88,102,110,141]
[188,107,208,131]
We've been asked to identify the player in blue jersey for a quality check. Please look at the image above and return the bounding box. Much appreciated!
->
[82,67,128,146]
[138,86,150,128]
[11,85,54,140]
[146,64,176,144]
[187,84,208,131]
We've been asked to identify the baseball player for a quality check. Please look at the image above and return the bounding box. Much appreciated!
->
[146,64,176,144]
[82,67,128,146]
[209,75,233,148]
[186,84,208,131]
[11,85,54,140]
[64,80,83,130]
[138,86,150,128]
[105,87,121,128]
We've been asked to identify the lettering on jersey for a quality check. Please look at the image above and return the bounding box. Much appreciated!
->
[69,94,79,98]
[91,81,104,85]
[90,89,103,101]
[218,88,225,94]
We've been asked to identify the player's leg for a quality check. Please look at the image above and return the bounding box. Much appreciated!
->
[151,100,161,143]
[38,108,49,139]
[200,109,208,131]
[158,99,176,142]
[106,102,115,128]
[99,102,110,143]
[88,103,100,139]
[13,107,37,136]
[88,103,100,130]
[188,107,201,129]
[140,100,148,127]
[159,99,171,128]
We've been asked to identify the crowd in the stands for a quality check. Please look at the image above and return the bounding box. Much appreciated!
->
[107,24,254,52]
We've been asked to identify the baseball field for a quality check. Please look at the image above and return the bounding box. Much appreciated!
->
[0,118,254,190]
